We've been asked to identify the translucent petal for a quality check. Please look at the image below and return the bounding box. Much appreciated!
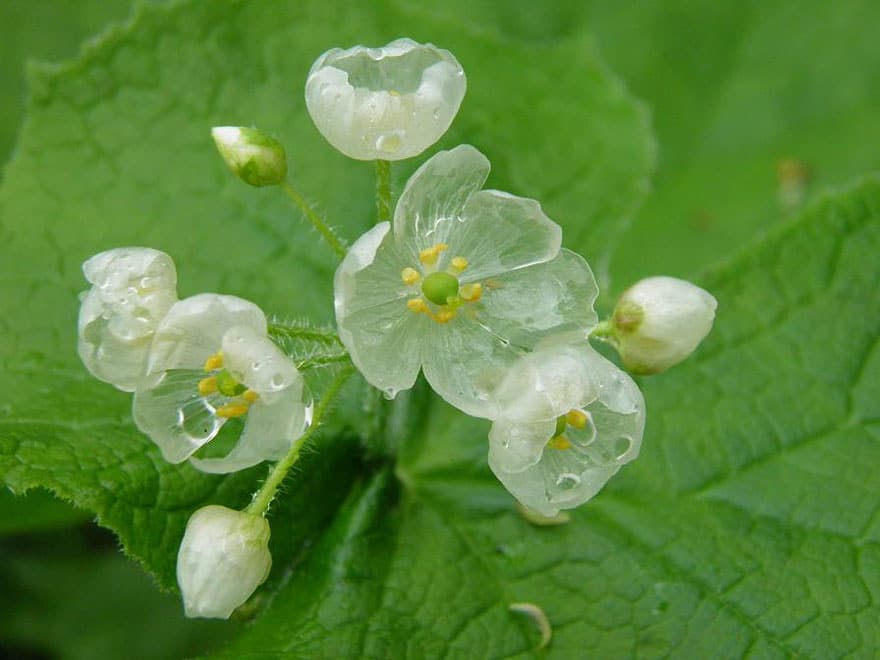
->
[221,326,301,400]
[452,190,562,281]
[475,249,599,355]
[334,223,423,397]
[488,418,555,474]
[392,145,490,256]
[420,314,526,419]
[305,39,466,161]
[189,388,307,475]
[78,247,177,391]
[147,294,266,374]
[133,369,226,463]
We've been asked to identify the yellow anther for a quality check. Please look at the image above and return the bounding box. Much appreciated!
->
[401,267,420,285]
[548,435,572,450]
[419,243,448,266]
[407,298,428,313]
[565,409,589,429]
[460,282,482,302]
[203,352,224,371]
[243,390,259,404]
[435,309,456,323]
[389,89,401,97]
[450,256,468,272]
[197,376,218,396]
[215,402,250,419]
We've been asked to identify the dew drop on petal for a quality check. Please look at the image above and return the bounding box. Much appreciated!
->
[555,473,581,490]
[615,436,634,461]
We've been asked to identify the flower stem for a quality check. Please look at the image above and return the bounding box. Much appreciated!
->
[375,159,392,224]
[268,322,342,347]
[280,181,347,259]
[246,365,355,517]
[589,319,618,346]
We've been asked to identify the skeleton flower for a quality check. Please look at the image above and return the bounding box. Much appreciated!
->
[133,294,308,474]
[305,38,466,160]
[489,339,645,516]
[177,505,272,619]
[77,247,177,391]
[334,145,599,418]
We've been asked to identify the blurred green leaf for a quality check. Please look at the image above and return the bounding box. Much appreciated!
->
[0,0,650,591]
[0,489,90,535]
[217,177,880,658]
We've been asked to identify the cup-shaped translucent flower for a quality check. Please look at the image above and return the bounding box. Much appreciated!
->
[305,38,466,160]
[335,145,599,418]
[488,340,645,516]
[133,294,308,474]
[211,126,287,187]
[177,505,272,619]
[612,276,717,374]
[78,247,178,391]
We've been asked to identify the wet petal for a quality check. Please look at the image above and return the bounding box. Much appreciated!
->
[147,294,266,374]
[133,369,226,463]
[452,190,561,281]
[392,145,490,257]
[190,387,307,474]
[475,249,598,355]
[488,418,555,474]
[221,326,301,399]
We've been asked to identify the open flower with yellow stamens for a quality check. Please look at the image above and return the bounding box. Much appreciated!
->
[488,339,645,516]
[334,145,599,418]
[133,294,308,474]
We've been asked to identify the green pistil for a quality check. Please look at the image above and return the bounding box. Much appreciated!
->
[216,369,246,397]
[421,271,459,306]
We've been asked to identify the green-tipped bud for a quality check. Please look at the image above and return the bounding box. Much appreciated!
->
[211,126,287,187]
[176,505,272,619]
[612,276,717,374]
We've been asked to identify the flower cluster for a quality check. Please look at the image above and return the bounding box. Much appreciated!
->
[76,38,716,619]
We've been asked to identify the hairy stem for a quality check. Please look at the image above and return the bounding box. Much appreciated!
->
[268,322,342,346]
[375,159,392,224]
[280,181,347,258]
[246,365,355,516]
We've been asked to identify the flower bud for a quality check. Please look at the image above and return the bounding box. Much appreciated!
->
[211,126,287,187]
[612,276,717,374]
[176,505,272,619]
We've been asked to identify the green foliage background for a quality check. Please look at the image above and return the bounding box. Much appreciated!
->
[0,1,877,658]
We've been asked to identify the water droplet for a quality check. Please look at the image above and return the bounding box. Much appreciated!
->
[432,108,440,120]
[555,473,581,490]
[376,133,402,153]
[270,373,284,388]
[252,361,262,371]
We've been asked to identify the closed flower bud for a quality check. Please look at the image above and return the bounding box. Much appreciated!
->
[176,505,272,619]
[211,126,287,187]
[612,276,717,374]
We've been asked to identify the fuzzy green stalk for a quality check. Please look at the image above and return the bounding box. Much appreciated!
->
[375,159,392,224]
[246,365,354,516]
[280,181,347,258]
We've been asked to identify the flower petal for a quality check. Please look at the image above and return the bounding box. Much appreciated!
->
[221,326,301,400]
[420,315,523,419]
[475,249,598,354]
[392,145,490,256]
[452,189,562,281]
[335,223,423,398]
[189,387,307,475]
[147,294,266,374]
[132,369,226,463]
[488,418,555,474]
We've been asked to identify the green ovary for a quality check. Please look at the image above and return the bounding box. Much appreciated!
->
[421,271,459,305]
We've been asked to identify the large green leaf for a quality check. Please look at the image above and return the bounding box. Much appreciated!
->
[0,0,651,593]
[218,178,880,658]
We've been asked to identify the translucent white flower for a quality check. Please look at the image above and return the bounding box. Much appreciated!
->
[334,145,599,418]
[305,38,466,160]
[612,276,717,374]
[488,340,645,516]
[211,126,287,187]
[177,505,272,619]
[77,247,177,391]
[133,294,308,474]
